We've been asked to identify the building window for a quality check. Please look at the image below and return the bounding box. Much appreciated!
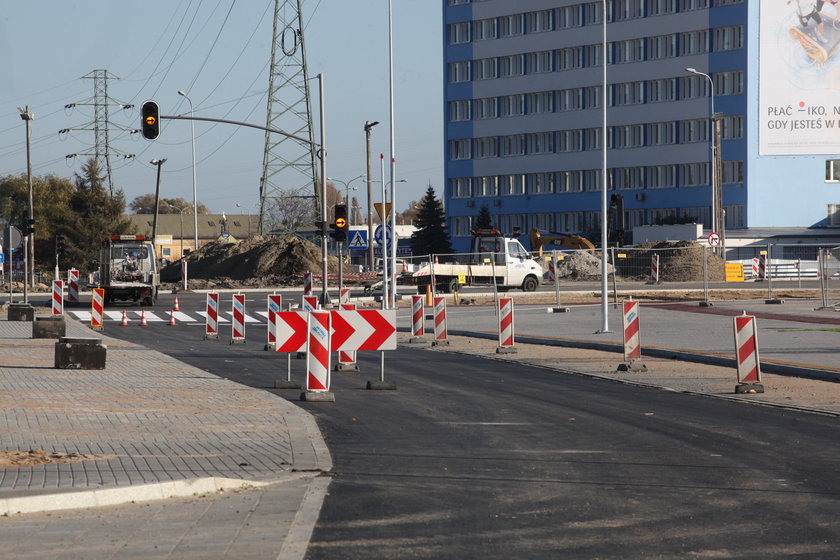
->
[449,61,470,83]
[499,54,525,77]
[528,132,555,154]
[473,137,498,159]
[499,13,524,37]
[680,119,710,143]
[714,25,743,51]
[453,216,472,237]
[529,213,553,232]
[449,100,471,122]
[613,82,644,106]
[715,0,743,5]
[474,97,497,119]
[450,177,472,198]
[648,34,677,59]
[720,115,744,140]
[614,167,645,189]
[826,160,840,182]
[529,173,555,194]
[648,78,677,102]
[528,51,554,74]
[614,38,645,63]
[614,124,645,148]
[585,127,603,151]
[473,57,498,80]
[527,9,554,33]
[557,211,585,233]
[162,247,172,258]
[585,1,609,25]
[680,29,710,55]
[557,130,584,152]
[499,174,526,195]
[615,0,645,20]
[647,121,676,145]
[828,204,840,226]
[474,176,498,197]
[681,206,710,227]
[473,18,497,41]
[585,86,602,109]
[499,94,525,117]
[499,214,526,236]
[558,5,584,28]
[648,0,677,15]
[500,134,525,156]
[557,47,584,71]
[680,0,710,10]
[714,70,743,96]
[557,88,584,112]
[680,74,711,100]
[449,0,470,5]
[650,207,677,224]
[558,170,583,193]
[528,91,554,114]
[449,22,470,45]
[680,162,710,187]
[648,165,676,188]
[724,204,743,228]
[585,43,603,67]
[723,160,744,184]
[450,138,472,160]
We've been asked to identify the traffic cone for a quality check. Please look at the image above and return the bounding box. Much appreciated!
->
[120,310,129,326]
[139,310,148,326]
[173,297,181,311]
[425,284,433,307]
[168,310,177,326]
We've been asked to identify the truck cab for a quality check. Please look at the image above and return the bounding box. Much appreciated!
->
[97,235,159,306]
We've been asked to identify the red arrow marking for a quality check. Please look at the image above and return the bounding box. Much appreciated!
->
[330,310,355,351]
[277,312,307,352]
[358,310,396,351]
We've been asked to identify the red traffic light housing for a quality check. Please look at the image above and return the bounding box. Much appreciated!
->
[333,204,348,242]
[141,100,160,140]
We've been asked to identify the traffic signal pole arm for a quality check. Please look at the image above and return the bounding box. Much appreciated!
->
[160,115,318,147]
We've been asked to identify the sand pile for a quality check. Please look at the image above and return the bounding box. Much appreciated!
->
[625,241,726,281]
[556,251,614,280]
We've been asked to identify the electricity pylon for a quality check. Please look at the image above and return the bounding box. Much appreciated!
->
[259,0,319,234]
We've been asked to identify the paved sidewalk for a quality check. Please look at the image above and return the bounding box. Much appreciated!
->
[0,314,331,559]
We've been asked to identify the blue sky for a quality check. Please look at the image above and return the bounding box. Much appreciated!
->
[0,1,443,216]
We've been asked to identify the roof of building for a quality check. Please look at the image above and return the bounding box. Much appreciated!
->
[127,213,257,240]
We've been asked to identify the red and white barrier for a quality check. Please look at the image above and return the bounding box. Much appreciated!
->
[274,311,308,353]
[622,300,641,361]
[329,309,397,351]
[66,269,79,305]
[266,294,282,350]
[758,253,767,280]
[302,295,318,312]
[649,254,660,284]
[52,280,64,315]
[339,288,350,304]
[336,303,358,370]
[752,257,759,280]
[497,298,516,353]
[733,314,763,391]
[410,295,424,340]
[231,293,246,343]
[303,272,313,296]
[306,310,331,392]
[433,296,448,345]
[204,293,219,340]
[547,256,556,283]
[91,288,104,330]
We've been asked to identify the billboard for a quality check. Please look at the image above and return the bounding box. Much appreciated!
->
[760,0,840,155]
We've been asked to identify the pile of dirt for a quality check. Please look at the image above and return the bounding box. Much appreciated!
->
[161,235,339,289]
[556,251,614,280]
[630,241,726,282]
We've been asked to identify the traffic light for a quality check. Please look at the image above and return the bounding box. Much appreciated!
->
[333,204,348,242]
[141,100,160,140]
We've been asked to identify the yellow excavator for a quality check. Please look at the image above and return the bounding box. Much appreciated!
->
[529,228,595,256]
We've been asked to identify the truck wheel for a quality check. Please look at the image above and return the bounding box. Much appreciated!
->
[521,276,539,292]
[447,278,459,294]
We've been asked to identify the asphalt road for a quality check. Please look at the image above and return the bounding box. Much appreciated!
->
[96,294,840,559]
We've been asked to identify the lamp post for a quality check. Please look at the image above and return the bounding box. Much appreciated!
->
[364,121,380,271]
[150,158,167,260]
[598,0,609,334]
[685,67,723,256]
[177,90,199,252]
[328,175,364,224]
[18,105,34,294]
[177,206,190,259]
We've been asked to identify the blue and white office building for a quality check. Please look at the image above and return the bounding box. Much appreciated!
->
[443,0,840,252]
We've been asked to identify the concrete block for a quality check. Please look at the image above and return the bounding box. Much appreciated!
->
[366,380,397,390]
[496,346,517,354]
[54,337,106,370]
[8,304,35,322]
[32,316,66,339]
[300,391,335,402]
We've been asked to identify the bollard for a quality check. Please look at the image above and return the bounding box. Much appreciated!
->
[303,272,313,297]
[301,310,335,401]
[204,293,219,340]
[648,254,660,284]
[617,300,647,372]
[55,337,106,369]
[66,269,80,306]
[90,289,105,331]
[733,313,764,393]
[335,303,359,371]
[409,295,425,343]
[231,293,246,344]
[496,298,517,354]
[432,296,449,346]
[52,280,64,316]
[33,316,66,339]
[265,294,282,350]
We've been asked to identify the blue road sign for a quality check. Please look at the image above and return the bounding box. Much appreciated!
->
[348,230,368,249]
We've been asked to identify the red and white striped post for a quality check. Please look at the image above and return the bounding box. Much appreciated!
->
[303,272,313,296]
[751,257,759,280]
[496,297,516,354]
[91,288,105,331]
[339,287,350,304]
[409,295,425,343]
[547,255,556,283]
[733,314,764,393]
[51,280,64,315]
[302,295,318,312]
[204,293,219,340]
[649,254,660,284]
[302,310,335,401]
[618,300,647,372]
[230,293,246,344]
[265,294,282,350]
[66,269,79,306]
[335,303,359,371]
[758,252,767,281]
[432,296,449,346]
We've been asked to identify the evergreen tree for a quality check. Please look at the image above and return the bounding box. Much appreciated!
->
[410,185,453,256]
[475,204,493,230]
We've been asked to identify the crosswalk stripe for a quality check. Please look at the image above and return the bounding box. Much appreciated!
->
[196,311,230,323]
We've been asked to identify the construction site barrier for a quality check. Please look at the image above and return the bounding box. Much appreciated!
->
[91,288,104,331]
[733,314,763,392]
[266,294,281,350]
[231,294,246,344]
[410,295,424,340]
[66,269,79,304]
[433,296,448,345]
[204,293,219,340]
[52,280,63,316]
[304,272,313,296]
[497,298,516,353]
[306,311,331,392]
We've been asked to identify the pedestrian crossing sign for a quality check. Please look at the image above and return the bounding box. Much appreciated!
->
[349,231,368,249]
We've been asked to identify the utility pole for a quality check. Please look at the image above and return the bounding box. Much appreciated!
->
[712,112,725,257]
[150,159,167,259]
[365,121,379,272]
[18,106,34,293]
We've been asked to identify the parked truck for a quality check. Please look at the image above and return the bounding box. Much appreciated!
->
[411,229,542,293]
[93,235,159,306]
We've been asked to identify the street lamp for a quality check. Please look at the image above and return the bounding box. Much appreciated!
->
[177,90,199,252]
[328,175,365,225]
[598,0,609,334]
[176,205,191,259]
[364,121,380,271]
[685,67,723,256]
[18,105,34,296]
[150,158,167,259]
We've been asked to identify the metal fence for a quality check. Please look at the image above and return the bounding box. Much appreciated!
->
[817,246,840,310]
